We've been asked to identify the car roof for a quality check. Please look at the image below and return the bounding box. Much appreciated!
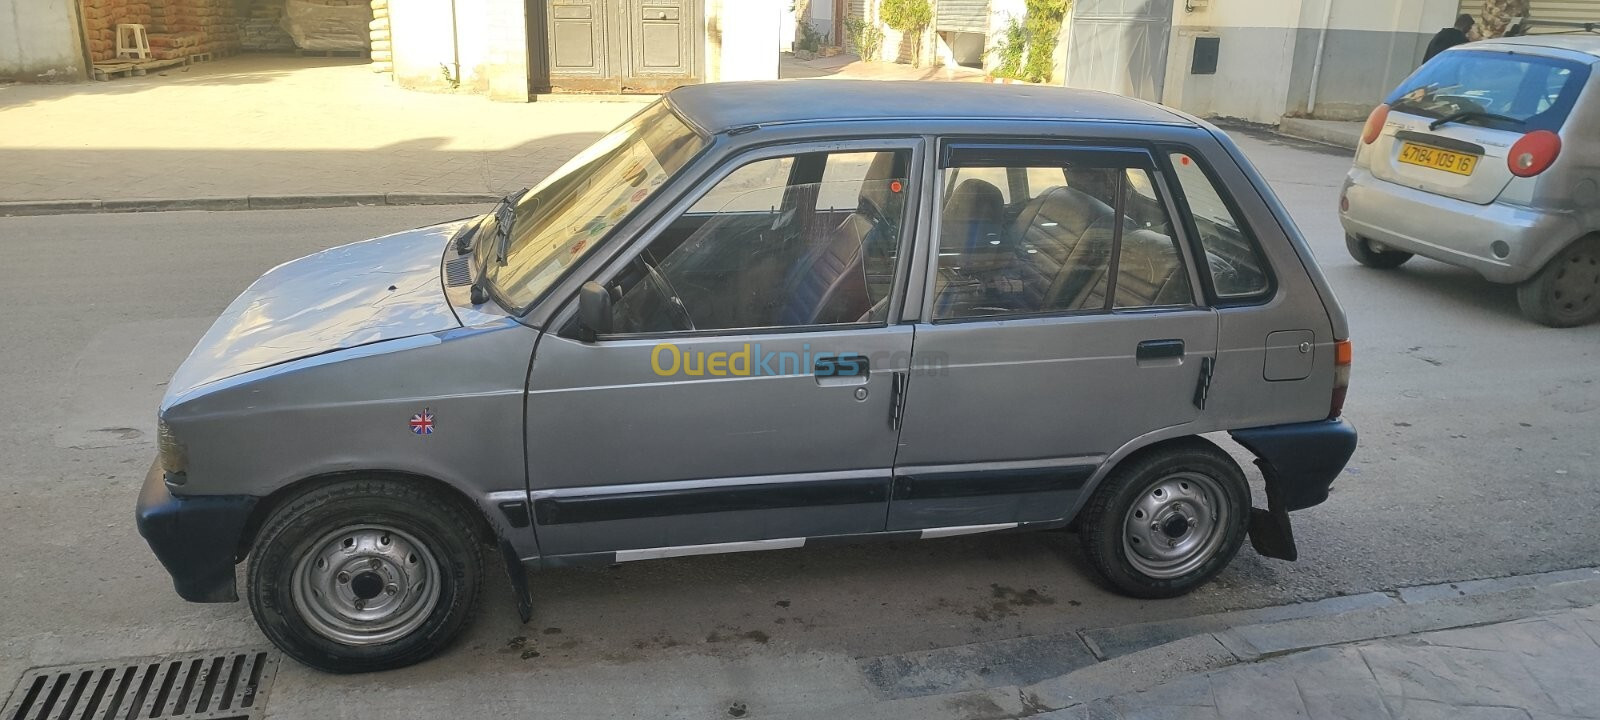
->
[1462,35,1600,61]
[665,80,1194,134]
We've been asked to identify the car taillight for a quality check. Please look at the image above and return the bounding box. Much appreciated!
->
[1361,104,1389,145]
[1330,339,1352,419]
[1508,130,1561,177]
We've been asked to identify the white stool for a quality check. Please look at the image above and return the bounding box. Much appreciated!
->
[116,24,151,61]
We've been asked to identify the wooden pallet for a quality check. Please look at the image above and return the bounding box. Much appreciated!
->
[91,56,188,81]
[296,48,370,58]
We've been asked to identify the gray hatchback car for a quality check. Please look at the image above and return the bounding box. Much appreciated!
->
[138,80,1357,672]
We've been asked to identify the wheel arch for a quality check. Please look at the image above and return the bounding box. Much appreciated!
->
[1063,432,1246,527]
[234,470,499,562]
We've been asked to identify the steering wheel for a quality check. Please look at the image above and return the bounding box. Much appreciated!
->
[639,256,696,332]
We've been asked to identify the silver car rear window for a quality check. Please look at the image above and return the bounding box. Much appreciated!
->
[1384,50,1591,133]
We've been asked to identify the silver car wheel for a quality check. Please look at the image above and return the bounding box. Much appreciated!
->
[1121,472,1229,580]
[1549,247,1600,319]
[291,524,442,646]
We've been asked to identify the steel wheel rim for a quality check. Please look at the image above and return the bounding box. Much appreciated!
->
[1122,472,1230,580]
[1549,245,1600,320]
[291,524,442,646]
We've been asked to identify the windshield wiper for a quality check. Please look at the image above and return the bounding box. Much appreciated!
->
[1428,109,1525,131]
[468,189,525,305]
[493,189,526,266]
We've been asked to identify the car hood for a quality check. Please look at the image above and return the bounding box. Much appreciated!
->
[165,221,469,404]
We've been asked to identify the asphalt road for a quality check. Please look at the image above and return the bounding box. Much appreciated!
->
[1,133,1596,718]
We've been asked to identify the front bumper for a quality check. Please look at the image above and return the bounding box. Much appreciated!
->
[1340,169,1578,284]
[135,460,258,603]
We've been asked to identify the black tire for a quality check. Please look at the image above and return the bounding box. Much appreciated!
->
[1517,236,1600,328]
[1077,441,1250,599]
[246,478,484,673]
[1346,234,1413,269]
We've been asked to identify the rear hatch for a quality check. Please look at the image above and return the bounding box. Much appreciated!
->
[1369,48,1591,205]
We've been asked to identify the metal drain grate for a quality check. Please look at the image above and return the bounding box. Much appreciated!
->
[1,648,278,720]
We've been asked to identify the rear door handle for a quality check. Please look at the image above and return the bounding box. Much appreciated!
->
[1136,339,1185,362]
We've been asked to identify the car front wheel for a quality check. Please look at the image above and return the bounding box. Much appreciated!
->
[1078,441,1250,599]
[1517,236,1600,328]
[246,478,484,673]
[1345,234,1413,269]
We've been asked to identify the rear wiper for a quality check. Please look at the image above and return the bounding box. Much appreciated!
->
[1429,109,1524,131]
[493,189,526,266]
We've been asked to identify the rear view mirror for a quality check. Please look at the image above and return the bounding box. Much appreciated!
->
[577,281,613,342]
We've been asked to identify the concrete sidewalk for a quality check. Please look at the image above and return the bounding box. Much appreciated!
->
[1042,602,1600,719]
[0,55,644,206]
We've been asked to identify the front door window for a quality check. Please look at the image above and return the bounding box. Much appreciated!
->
[607,150,911,334]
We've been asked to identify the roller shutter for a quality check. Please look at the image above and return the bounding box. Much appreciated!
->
[936,0,989,33]
[1459,0,1600,32]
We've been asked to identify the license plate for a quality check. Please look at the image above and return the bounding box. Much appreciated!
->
[1398,142,1478,176]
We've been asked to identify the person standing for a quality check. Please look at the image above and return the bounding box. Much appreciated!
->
[1424,14,1475,62]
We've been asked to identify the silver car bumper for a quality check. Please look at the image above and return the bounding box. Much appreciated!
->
[1340,168,1578,284]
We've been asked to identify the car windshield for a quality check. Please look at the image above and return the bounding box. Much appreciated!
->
[1385,50,1590,133]
[485,101,706,313]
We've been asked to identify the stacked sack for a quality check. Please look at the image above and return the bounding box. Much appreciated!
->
[370,0,390,72]
[239,0,296,51]
[146,31,200,61]
[149,0,242,59]
[80,0,155,62]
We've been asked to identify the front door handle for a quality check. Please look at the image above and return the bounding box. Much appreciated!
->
[1136,339,1185,362]
[814,354,869,387]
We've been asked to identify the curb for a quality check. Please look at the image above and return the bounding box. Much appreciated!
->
[755,566,1600,720]
[1021,567,1600,715]
[1277,117,1362,150]
[0,192,504,218]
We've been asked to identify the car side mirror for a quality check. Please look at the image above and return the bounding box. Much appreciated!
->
[577,281,613,342]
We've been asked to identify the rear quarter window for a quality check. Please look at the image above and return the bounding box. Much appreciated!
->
[1385,50,1591,133]
[1166,151,1273,302]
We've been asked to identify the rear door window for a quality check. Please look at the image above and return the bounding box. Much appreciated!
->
[1386,50,1590,133]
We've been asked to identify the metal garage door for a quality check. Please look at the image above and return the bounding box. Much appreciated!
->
[1064,0,1173,102]
[936,0,989,33]
[1459,0,1600,30]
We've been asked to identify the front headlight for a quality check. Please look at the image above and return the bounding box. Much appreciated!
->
[157,418,188,480]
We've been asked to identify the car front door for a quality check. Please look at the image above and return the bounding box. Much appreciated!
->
[525,140,922,559]
[890,143,1219,531]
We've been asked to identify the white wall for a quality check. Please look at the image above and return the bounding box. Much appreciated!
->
[389,0,493,93]
[0,0,84,82]
[707,0,780,82]
[1161,0,1459,123]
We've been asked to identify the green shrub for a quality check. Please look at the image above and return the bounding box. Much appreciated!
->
[880,0,933,32]
[989,0,1070,83]
[845,17,884,60]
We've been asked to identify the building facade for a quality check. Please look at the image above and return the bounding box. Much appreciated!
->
[387,0,781,100]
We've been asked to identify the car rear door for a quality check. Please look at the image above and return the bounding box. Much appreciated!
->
[888,142,1218,532]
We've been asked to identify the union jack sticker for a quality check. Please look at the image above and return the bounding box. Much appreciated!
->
[409,409,435,435]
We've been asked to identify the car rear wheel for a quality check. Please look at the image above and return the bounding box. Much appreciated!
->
[1077,441,1250,599]
[1346,234,1413,269]
[246,478,484,673]
[1517,236,1600,328]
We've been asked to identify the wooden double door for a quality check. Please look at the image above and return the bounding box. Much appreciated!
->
[544,0,702,93]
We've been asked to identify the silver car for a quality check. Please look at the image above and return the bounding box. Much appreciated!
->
[137,80,1357,672]
[1340,35,1600,326]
